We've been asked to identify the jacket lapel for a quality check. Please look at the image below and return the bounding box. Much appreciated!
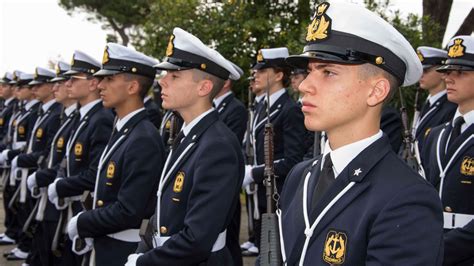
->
[217,93,233,114]
[287,136,391,264]
[161,111,218,192]
[416,95,447,137]
[254,92,288,133]
[444,124,474,172]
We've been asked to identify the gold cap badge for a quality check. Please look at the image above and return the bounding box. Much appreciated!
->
[34,68,39,79]
[448,39,466,58]
[306,2,331,42]
[55,64,61,75]
[166,35,175,57]
[461,156,474,176]
[323,230,347,264]
[417,50,424,62]
[102,46,110,65]
[257,50,264,62]
[173,171,185,193]
[70,56,75,67]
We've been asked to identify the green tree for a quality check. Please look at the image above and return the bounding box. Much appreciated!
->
[58,0,152,45]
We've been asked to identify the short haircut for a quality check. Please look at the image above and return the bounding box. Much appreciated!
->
[358,63,400,104]
[273,66,291,88]
[122,73,154,99]
[191,69,225,101]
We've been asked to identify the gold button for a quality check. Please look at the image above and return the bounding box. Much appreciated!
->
[160,226,168,234]
[97,200,104,207]
[445,206,452,212]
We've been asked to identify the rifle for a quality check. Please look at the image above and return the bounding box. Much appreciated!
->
[72,191,93,254]
[411,86,422,138]
[399,88,426,178]
[259,76,282,266]
[7,185,21,214]
[167,112,179,152]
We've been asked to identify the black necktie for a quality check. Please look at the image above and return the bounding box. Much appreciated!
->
[449,116,465,147]
[420,101,431,118]
[172,131,185,151]
[311,153,335,208]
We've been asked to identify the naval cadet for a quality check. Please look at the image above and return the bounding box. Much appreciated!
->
[47,50,113,265]
[280,2,443,265]
[0,71,41,261]
[242,47,306,256]
[213,61,247,266]
[415,46,457,152]
[66,43,165,266]
[126,27,244,266]
[422,35,474,266]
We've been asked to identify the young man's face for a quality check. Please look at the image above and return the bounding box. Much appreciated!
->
[65,73,93,101]
[443,70,474,109]
[53,81,69,104]
[299,60,372,132]
[97,74,131,109]
[33,83,53,102]
[290,73,306,93]
[17,86,33,100]
[0,84,12,99]
[419,66,444,91]
[254,68,279,91]
[159,70,200,111]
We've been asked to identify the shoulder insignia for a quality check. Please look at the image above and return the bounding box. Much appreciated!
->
[306,2,331,42]
[173,171,185,193]
[461,156,474,176]
[323,229,347,265]
[0,118,4,126]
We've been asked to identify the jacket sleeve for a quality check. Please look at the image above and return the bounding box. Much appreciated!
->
[77,136,164,237]
[56,115,113,197]
[366,183,444,266]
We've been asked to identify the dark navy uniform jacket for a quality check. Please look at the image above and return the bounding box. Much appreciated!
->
[422,121,474,266]
[144,97,162,130]
[35,109,78,221]
[56,101,113,198]
[380,106,402,152]
[280,135,444,265]
[216,92,247,143]
[7,101,41,160]
[251,91,306,210]
[17,102,62,168]
[77,110,164,237]
[0,98,18,142]
[136,110,244,265]
[416,94,457,152]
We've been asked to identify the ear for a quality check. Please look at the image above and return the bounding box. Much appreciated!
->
[197,79,213,97]
[89,78,100,92]
[274,70,284,83]
[127,79,140,96]
[367,77,390,107]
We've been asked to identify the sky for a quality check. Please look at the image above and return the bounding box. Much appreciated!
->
[0,0,473,75]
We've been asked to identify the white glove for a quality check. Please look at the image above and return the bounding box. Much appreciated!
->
[48,178,69,209]
[71,235,93,255]
[27,172,37,192]
[125,253,144,266]
[0,149,9,165]
[242,165,254,188]
[11,156,18,170]
[67,212,82,241]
